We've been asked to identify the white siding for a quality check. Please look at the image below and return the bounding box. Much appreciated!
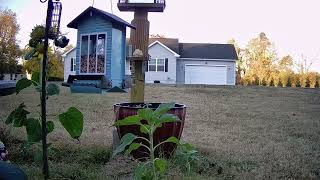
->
[146,43,177,84]
[63,48,76,82]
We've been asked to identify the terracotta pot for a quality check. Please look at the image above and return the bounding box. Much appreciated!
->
[114,103,186,159]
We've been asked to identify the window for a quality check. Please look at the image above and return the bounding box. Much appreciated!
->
[80,33,106,74]
[148,58,167,72]
[70,58,76,71]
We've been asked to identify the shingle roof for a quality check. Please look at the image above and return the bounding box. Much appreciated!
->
[127,38,238,60]
[67,7,135,29]
[149,38,179,54]
[179,43,238,60]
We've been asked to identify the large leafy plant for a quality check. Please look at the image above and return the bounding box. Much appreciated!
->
[5,76,83,154]
[113,103,181,179]
[5,75,83,179]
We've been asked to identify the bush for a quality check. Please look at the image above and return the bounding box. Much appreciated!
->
[279,71,291,87]
[299,73,307,88]
[272,73,280,87]
[266,75,273,86]
[307,72,318,88]
[290,74,299,87]
[317,75,320,88]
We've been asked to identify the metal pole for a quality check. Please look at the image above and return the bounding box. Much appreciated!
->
[41,0,53,178]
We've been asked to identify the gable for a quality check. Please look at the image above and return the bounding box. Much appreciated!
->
[67,7,134,29]
[149,41,180,57]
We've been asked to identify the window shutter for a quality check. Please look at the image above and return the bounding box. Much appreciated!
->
[165,58,168,72]
[145,60,149,72]
[71,58,73,71]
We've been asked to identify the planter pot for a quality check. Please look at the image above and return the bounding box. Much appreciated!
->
[114,103,186,159]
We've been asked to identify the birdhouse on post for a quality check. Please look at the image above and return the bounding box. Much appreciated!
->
[118,0,166,103]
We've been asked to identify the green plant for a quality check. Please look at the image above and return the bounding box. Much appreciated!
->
[5,76,83,177]
[112,103,181,179]
[173,143,199,174]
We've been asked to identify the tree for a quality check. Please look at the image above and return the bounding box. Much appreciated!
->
[23,25,66,79]
[228,39,244,84]
[278,55,294,87]
[150,34,166,38]
[23,46,64,79]
[243,33,277,85]
[0,9,21,77]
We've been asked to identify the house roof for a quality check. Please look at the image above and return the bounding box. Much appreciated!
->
[67,7,135,29]
[149,40,180,57]
[149,38,179,54]
[179,43,238,60]
[62,47,76,57]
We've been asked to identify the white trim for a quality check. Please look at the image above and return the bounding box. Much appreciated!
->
[185,64,228,67]
[149,40,180,57]
[62,47,76,57]
[79,32,107,75]
[179,58,236,62]
[148,58,165,72]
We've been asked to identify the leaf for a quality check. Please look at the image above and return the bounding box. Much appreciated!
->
[125,143,141,155]
[59,107,83,139]
[46,121,54,134]
[155,158,167,174]
[31,72,40,85]
[134,164,145,180]
[138,108,156,124]
[153,103,175,117]
[112,133,137,157]
[140,124,150,134]
[6,103,30,127]
[158,114,180,124]
[47,83,60,96]
[163,136,180,145]
[16,78,33,94]
[25,118,42,142]
[114,115,141,126]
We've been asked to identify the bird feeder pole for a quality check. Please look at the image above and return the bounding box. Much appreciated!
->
[118,0,166,103]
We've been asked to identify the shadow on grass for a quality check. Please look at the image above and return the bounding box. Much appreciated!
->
[4,136,111,180]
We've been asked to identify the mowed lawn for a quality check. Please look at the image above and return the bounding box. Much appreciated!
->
[1,84,320,179]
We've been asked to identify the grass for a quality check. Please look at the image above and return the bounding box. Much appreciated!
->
[1,84,320,179]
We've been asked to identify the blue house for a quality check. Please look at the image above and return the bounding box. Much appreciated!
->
[66,7,134,91]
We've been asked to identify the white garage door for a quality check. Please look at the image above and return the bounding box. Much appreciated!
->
[185,65,227,85]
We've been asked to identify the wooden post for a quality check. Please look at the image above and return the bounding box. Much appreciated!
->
[130,10,149,103]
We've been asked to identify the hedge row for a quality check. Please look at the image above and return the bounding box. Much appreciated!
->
[239,72,320,88]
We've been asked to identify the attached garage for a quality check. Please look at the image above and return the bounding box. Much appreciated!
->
[185,65,227,85]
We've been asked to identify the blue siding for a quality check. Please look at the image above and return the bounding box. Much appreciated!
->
[73,12,127,88]
[75,15,112,79]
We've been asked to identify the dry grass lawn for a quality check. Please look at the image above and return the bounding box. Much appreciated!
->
[1,84,320,179]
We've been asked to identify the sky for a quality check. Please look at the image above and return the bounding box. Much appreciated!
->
[1,0,320,72]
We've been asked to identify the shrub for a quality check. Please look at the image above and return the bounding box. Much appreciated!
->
[266,75,273,86]
[299,73,307,88]
[272,73,280,87]
[290,74,299,87]
[317,75,320,88]
[241,75,251,86]
[307,72,318,88]
[279,71,291,87]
